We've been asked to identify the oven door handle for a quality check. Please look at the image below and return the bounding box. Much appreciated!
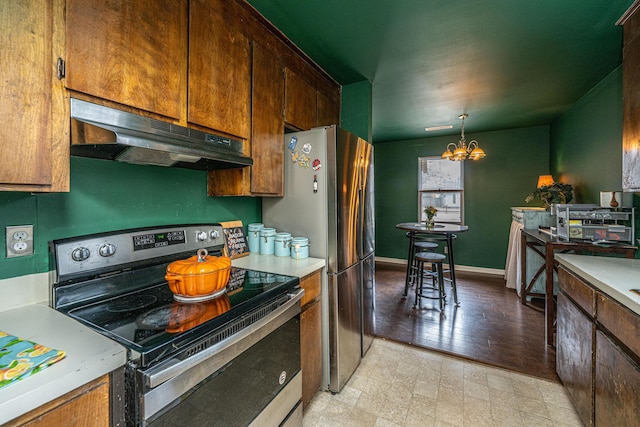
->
[143,287,304,390]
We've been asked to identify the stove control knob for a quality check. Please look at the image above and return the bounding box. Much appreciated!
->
[99,243,116,257]
[71,247,90,262]
[196,231,208,242]
[210,230,219,240]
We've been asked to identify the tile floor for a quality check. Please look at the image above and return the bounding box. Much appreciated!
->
[302,338,582,427]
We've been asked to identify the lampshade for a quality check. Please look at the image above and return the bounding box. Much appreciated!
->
[441,114,486,161]
[537,175,554,188]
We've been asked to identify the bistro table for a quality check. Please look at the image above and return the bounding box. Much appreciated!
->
[520,228,637,347]
[396,222,469,297]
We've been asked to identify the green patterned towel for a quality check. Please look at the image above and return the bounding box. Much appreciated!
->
[0,330,66,390]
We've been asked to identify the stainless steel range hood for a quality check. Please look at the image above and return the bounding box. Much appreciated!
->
[70,98,252,170]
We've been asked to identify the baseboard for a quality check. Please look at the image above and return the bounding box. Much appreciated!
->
[375,256,505,279]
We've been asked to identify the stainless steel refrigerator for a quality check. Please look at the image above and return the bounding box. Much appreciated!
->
[262,125,375,393]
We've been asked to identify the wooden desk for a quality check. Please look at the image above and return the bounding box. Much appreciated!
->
[520,228,637,347]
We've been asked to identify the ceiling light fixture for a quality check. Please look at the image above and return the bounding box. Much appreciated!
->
[425,124,453,132]
[441,114,486,161]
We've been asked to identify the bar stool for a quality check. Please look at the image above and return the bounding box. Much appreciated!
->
[413,252,446,311]
[403,232,439,295]
[415,234,459,306]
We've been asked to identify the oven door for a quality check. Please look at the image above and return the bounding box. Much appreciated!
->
[137,289,304,427]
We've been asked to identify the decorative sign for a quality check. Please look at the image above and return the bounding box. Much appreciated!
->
[219,220,249,259]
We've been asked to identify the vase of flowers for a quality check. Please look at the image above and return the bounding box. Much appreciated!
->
[424,206,437,229]
[525,182,573,210]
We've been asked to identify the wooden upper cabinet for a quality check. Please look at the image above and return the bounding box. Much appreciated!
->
[208,42,285,197]
[65,0,187,120]
[621,5,640,192]
[189,0,251,139]
[317,89,341,127]
[0,0,69,192]
[285,68,317,130]
[251,44,285,195]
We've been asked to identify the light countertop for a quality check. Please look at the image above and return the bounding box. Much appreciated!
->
[0,304,127,425]
[555,254,640,315]
[231,253,325,278]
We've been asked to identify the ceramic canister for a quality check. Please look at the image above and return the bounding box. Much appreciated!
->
[259,227,277,255]
[274,232,292,257]
[290,237,310,260]
[247,223,264,252]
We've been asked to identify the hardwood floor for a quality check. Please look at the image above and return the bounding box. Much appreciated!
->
[374,262,559,382]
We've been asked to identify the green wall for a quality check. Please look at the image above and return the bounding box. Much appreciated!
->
[551,66,624,201]
[375,126,550,269]
[550,65,639,250]
[0,158,261,280]
[341,80,373,143]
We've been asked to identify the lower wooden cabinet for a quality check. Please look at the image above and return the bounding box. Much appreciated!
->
[8,374,110,427]
[595,330,640,426]
[299,270,322,410]
[556,291,593,426]
[557,265,640,427]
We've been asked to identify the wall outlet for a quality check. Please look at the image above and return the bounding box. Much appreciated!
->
[6,225,34,258]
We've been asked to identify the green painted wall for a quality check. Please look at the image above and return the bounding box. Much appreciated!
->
[375,126,550,269]
[341,80,373,142]
[550,65,639,251]
[0,158,261,280]
[550,66,626,201]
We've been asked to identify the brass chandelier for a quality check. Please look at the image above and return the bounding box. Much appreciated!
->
[441,114,486,161]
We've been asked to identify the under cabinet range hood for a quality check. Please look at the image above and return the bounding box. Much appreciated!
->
[70,98,252,170]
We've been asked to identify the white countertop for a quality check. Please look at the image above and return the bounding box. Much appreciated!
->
[231,253,325,278]
[0,304,127,425]
[556,254,640,315]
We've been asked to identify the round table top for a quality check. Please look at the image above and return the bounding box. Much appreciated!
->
[395,222,469,234]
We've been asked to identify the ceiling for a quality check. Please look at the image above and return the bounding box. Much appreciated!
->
[246,0,635,143]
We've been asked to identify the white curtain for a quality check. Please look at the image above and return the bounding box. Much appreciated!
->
[504,220,523,295]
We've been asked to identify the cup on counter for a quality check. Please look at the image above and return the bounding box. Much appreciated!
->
[290,237,309,260]
[247,223,264,253]
[259,228,277,255]
[274,232,292,257]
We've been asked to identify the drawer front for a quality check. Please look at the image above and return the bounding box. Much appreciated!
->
[558,267,596,318]
[300,270,321,308]
[597,293,640,359]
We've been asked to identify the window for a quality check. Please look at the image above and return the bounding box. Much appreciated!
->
[418,157,464,224]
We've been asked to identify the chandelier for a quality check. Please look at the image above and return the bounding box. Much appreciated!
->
[441,114,486,161]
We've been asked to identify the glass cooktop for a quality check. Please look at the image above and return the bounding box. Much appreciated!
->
[66,267,299,367]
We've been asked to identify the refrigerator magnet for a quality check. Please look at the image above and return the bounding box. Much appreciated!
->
[312,158,321,170]
[288,136,298,151]
[290,151,299,162]
[301,142,312,155]
[298,154,310,168]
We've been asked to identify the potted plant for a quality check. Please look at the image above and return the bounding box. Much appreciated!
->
[423,205,438,229]
[525,182,573,209]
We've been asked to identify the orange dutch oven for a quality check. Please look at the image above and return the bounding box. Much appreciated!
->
[165,249,231,298]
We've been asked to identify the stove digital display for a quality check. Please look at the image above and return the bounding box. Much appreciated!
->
[133,230,186,251]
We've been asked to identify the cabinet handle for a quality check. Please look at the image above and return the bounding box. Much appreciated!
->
[57,58,65,80]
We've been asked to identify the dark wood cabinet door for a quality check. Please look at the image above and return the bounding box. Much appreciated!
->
[189,0,251,139]
[0,0,69,192]
[595,330,640,427]
[65,0,187,120]
[0,1,51,186]
[317,89,341,127]
[556,291,594,426]
[300,298,322,410]
[251,44,284,195]
[285,68,316,130]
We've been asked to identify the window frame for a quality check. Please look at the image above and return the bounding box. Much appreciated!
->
[417,156,464,224]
